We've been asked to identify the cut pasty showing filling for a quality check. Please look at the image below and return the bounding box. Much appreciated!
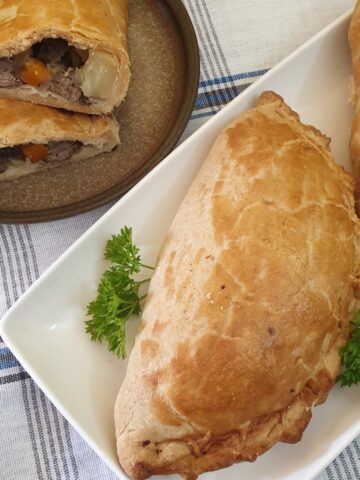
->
[0,96,120,182]
[0,39,119,112]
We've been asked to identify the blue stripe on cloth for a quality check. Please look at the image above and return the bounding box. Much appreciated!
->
[198,69,269,88]
[196,92,215,109]
[191,111,214,120]
[195,84,246,110]
[0,347,20,370]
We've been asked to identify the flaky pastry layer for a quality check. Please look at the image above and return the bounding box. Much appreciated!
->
[0,97,119,148]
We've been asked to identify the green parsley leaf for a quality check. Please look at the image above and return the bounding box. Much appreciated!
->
[337,309,360,387]
[85,227,153,359]
[104,226,141,274]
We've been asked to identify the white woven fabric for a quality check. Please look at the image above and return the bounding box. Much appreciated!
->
[0,1,357,479]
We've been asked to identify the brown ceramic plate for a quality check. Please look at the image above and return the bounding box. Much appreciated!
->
[0,0,199,223]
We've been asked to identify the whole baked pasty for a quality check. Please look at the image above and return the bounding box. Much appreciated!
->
[114,92,360,479]
[0,0,130,114]
[0,97,119,181]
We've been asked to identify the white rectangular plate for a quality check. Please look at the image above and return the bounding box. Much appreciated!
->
[1,10,359,480]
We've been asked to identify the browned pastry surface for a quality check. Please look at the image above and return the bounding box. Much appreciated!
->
[0,97,119,147]
[114,92,360,479]
[349,1,360,214]
[349,2,360,95]
[0,0,130,114]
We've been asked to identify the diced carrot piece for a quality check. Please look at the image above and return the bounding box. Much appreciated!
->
[21,144,49,163]
[18,58,52,86]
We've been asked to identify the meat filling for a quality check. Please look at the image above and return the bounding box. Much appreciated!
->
[0,141,82,173]
[46,141,82,162]
[0,59,22,88]
[45,64,84,104]
[0,39,88,103]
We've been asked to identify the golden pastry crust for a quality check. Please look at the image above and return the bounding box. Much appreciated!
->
[349,2,360,99]
[114,92,360,479]
[0,97,119,148]
[349,1,360,214]
[0,0,130,114]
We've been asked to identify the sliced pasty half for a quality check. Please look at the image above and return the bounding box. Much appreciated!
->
[114,92,360,480]
[0,0,130,114]
[0,98,119,181]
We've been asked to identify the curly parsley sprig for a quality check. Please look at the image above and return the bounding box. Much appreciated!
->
[85,226,154,359]
[337,310,360,387]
